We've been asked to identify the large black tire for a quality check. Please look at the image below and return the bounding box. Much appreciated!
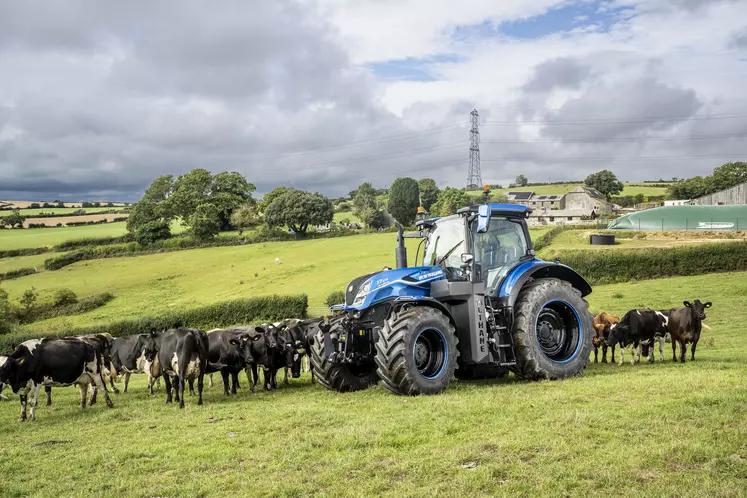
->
[375,306,458,395]
[513,278,592,380]
[309,325,378,393]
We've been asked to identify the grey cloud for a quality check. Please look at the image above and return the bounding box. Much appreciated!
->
[523,57,591,93]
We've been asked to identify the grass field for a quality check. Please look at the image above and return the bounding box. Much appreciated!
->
[465,182,670,199]
[0,206,126,217]
[0,271,744,497]
[0,223,129,250]
[0,252,63,274]
[536,229,746,258]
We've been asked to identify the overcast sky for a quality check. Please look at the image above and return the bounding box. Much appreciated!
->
[1,0,746,201]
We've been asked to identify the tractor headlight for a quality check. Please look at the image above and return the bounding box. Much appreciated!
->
[353,278,373,306]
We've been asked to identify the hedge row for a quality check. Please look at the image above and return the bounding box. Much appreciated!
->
[55,234,134,251]
[0,267,37,281]
[0,247,50,259]
[558,241,747,285]
[0,294,308,353]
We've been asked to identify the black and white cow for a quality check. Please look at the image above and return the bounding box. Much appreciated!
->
[606,309,669,365]
[0,355,7,401]
[110,332,159,393]
[205,328,262,395]
[0,337,113,421]
[284,317,325,383]
[155,328,208,408]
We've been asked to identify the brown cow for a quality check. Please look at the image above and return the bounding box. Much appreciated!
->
[591,312,619,363]
[668,299,711,363]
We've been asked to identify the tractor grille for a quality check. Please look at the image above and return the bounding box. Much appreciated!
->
[345,272,376,306]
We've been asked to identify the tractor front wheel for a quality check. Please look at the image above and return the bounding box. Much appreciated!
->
[310,323,378,393]
[375,306,458,395]
[512,278,592,380]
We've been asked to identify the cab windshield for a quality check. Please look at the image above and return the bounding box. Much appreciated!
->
[473,217,528,290]
[423,215,464,271]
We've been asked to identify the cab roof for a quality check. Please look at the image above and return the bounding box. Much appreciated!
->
[457,203,530,217]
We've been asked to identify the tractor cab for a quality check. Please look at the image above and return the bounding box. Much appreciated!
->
[419,204,533,292]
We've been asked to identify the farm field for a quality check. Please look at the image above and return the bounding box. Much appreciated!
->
[0,222,129,250]
[0,271,744,497]
[22,213,129,228]
[536,229,747,257]
[0,206,127,217]
[465,182,670,198]
[0,252,62,274]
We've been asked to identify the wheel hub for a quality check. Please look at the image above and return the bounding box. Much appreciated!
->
[413,328,447,379]
[535,302,580,362]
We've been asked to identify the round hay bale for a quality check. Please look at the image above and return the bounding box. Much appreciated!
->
[589,234,615,245]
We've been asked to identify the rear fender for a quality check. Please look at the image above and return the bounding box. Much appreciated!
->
[389,297,456,328]
[503,262,592,309]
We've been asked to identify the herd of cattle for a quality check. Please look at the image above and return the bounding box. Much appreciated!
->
[0,318,325,421]
[0,298,712,422]
[591,299,712,365]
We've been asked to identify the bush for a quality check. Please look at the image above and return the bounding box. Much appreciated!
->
[0,267,37,281]
[0,294,308,353]
[134,219,171,245]
[45,250,92,270]
[53,288,78,307]
[54,234,133,251]
[325,290,345,307]
[0,247,50,259]
[557,242,747,285]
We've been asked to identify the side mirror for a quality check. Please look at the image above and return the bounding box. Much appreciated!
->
[477,205,490,233]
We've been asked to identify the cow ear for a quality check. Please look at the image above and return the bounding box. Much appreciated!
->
[683,301,691,308]
[704,302,712,308]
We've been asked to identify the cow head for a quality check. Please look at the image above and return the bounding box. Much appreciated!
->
[0,349,31,394]
[605,323,627,348]
[684,300,711,321]
[230,333,263,367]
[138,330,160,361]
[248,326,273,367]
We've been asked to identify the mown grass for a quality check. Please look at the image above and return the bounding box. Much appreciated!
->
[0,271,744,497]
[537,229,746,258]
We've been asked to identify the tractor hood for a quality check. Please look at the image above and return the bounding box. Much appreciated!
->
[340,266,446,311]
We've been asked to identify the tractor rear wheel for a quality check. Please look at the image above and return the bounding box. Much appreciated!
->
[375,306,458,395]
[512,278,592,380]
[310,322,378,393]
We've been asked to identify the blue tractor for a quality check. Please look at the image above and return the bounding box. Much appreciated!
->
[310,204,593,395]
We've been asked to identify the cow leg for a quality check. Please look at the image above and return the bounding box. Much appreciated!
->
[178,375,186,409]
[109,375,119,394]
[263,367,272,390]
[188,378,195,396]
[618,345,625,366]
[93,372,114,408]
[283,367,289,385]
[89,384,98,406]
[679,341,687,363]
[691,340,698,361]
[45,385,52,406]
[272,369,278,389]
[221,370,230,396]
[124,372,131,393]
[230,371,238,395]
[250,365,259,392]
[611,345,616,364]
[79,383,88,410]
[163,374,173,404]
[197,371,204,406]
[29,383,41,421]
[672,340,678,362]
[208,373,214,389]
[631,343,639,365]
[593,346,598,363]
[657,337,665,362]
[19,392,28,421]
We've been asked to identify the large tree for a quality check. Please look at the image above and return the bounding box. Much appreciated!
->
[710,162,746,191]
[431,187,471,216]
[668,176,710,199]
[352,182,384,228]
[418,178,439,211]
[265,189,333,236]
[229,203,260,235]
[387,177,420,225]
[2,210,25,228]
[259,186,293,212]
[514,174,528,187]
[189,203,222,240]
[584,170,624,199]
[126,175,174,240]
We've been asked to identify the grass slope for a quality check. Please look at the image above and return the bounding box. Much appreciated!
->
[0,272,744,497]
[0,223,129,250]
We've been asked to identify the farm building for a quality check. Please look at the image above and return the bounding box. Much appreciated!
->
[691,181,747,206]
[607,205,747,231]
[509,187,615,225]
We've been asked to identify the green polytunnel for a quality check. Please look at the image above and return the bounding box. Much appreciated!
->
[607,205,747,231]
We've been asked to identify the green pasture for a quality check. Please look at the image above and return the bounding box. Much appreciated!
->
[0,252,63,274]
[465,182,670,198]
[0,207,126,218]
[0,271,744,497]
[0,223,129,250]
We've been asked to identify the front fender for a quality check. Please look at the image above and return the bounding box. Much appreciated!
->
[501,261,592,309]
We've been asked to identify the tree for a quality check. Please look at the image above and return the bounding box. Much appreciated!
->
[514,174,528,187]
[259,186,293,212]
[210,171,256,228]
[19,287,37,315]
[431,187,471,216]
[230,203,260,235]
[668,176,709,199]
[387,177,420,225]
[710,162,746,191]
[3,210,25,228]
[418,178,439,211]
[352,182,380,228]
[169,168,213,221]
[265,189,333,236]
[584,170,624,199]
[127,175,174,242]
[189,203,221,240]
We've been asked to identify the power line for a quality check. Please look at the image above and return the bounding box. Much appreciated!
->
[481,113,747,126]
[481,133,747,144]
